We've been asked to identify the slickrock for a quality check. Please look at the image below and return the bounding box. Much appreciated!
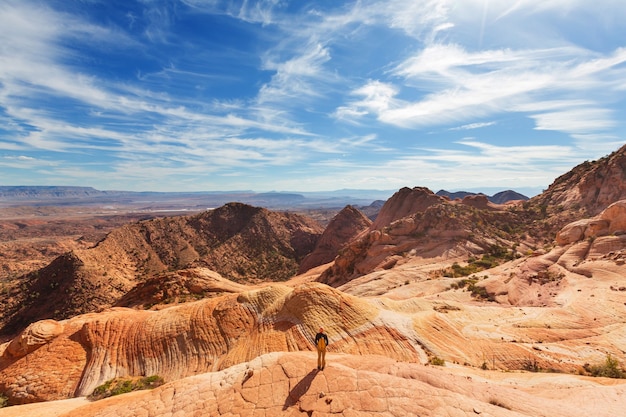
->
[2,352,626,417]
[5,319,64,358]
[557,200,626,245]
[0,282,426,404]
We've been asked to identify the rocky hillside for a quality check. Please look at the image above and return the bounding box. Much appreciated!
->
[531,144,626,218]
[0,203,323,335]
[319,146,626,287]
[298,205,372,274]
[319,188,530,287]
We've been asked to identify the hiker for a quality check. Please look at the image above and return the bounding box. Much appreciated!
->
[315,327,329,370]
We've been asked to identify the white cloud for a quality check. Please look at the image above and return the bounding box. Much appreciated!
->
[531,109,616,134]
[181,0,284,25]
[450,122,496,131]
[336,41,626,137]
[258,43,333,104]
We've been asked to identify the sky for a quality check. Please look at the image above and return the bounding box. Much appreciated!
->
[1,0,625,196]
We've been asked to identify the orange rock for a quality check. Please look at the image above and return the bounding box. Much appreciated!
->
[0,283,424,404]
[5,352,626,417]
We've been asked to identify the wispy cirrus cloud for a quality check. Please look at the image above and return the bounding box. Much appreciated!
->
[1,0,624,192]
[450,122,496,131]
[336,42,626,143]
[257,42,333,104]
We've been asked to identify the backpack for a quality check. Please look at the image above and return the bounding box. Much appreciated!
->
[317,335,327,351]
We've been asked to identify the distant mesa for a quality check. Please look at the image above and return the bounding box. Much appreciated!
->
[436,189,529,204]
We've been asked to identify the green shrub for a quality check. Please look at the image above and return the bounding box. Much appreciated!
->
[468,282,492,300]
[584,355,626,379]
[429,356,445,366]
[89,375,165,401]
[0,393,8,408]
[443,245,515,278]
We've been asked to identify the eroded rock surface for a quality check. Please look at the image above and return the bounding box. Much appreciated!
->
[2,352,625,417]
[0,282,425,404]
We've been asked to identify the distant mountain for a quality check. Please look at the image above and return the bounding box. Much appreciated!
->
[0,186,385,210]
[0,186,109,200]
[436,189,529,203]
[0,186,528,210]
[358,199,386,221]
[490,190,529,204]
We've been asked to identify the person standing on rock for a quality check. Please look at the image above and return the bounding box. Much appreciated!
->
[315,327,329,370]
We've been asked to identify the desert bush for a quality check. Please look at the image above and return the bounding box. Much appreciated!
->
[489,399,511,410]
[584,355,626,379]
[429,356,445,366]
[443,245,515,278]
[89,375,165,401]
[0,393,8,408]
[469,283,492,300]
[522,357,541,372]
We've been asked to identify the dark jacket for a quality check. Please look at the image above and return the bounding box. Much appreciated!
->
[315,332,329,348]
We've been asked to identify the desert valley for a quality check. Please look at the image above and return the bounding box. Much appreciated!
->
[1,144,626,417]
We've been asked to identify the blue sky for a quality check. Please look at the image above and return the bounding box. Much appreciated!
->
[1,0,625,196]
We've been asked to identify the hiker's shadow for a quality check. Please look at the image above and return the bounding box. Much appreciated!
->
[283,368,319,410]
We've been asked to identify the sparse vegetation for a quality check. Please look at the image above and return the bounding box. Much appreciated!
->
[0,393,8,408]
[89,375,165,401]
[429,356,445,366]
[527,269,565,285]
[448,276,494,300]
[442,245,516,278]
[489,399,511,410]
[584,355,626,379]
[522,357,541,373]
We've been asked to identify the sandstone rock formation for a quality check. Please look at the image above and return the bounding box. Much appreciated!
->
[5,319,64,358]
[556,200,626,245]
[4,252,626,409]
[532,144,626,217]
[3,352,626,417]
[0,282,426,405]
[319,187,527,287]
[371,186,444,230]
[2,146,626,416]
[114,267,250,308]
[298,205,371,274]
[1,203,324,335]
